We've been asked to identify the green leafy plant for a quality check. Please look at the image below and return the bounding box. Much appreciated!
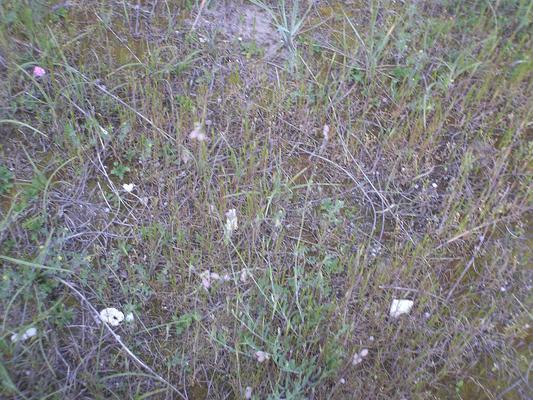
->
[0,165,13,195]
[110,161,130,180]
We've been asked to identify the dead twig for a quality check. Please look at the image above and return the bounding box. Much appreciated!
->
[191,0,207,31]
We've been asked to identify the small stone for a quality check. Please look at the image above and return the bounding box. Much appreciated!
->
[245,386,252,399]
[389,299,414,318]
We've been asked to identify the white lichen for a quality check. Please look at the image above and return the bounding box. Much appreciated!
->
[99,308,124,326]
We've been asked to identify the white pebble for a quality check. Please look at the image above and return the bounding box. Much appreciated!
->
[389,299,414,318]
[245,386,252,399]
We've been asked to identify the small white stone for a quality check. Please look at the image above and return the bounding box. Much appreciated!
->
[11,327,37,343]
[122,183,135,192]
[125,312,134,322]
[389,299,414,318]
[245,386,252,399]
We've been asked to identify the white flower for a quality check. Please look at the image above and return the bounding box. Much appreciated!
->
[32,66,46,77]
[200,270,212,290]
[389,299,414,318]
[322,124,330,140]
[99,307,124,326]
[11,327,37,343]
[225,209,238,237]
[200,270,226,290]
[352,348,369,366]
[254,350,270,363]
[125,312,135,322]
[240,269,250,283]
[245,386,252,399]
[122,183,135,192]
[181,150,192,164]
[189,122,207,142]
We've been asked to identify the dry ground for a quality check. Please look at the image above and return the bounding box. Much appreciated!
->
[0,0,531,399]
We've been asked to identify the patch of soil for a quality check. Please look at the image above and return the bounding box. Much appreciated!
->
[197,1,284,59]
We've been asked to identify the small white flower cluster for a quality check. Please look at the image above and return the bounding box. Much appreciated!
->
[200,270,231,290]
[369,243,382,258]
[99,307,134,326]
[225,209,238,239]
[322,124,330,140]
[319,124,330,154]
[189,122,207,142]
[352,348,369,366]
[254,350,270,363]
[11,327,37,343]
[200,269,251,290]
[240,269,250,283]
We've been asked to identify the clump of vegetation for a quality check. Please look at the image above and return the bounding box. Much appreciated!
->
[0,165,13,195]
[0,0,531,399]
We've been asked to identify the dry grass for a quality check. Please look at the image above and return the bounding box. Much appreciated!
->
[0,0,531,399]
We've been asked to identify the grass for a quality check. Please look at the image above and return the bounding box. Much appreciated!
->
[0,0,531,399]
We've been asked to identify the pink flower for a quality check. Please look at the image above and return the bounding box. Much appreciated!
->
[33,66,46,77]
